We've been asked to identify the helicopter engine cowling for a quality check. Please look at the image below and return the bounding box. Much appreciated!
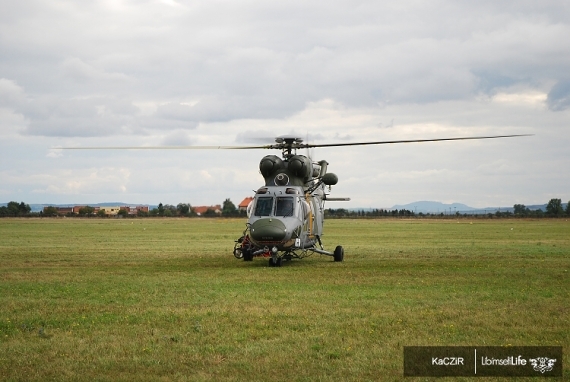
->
[259,154,315,187]
[288,155,312,179]
[259,155,284,178]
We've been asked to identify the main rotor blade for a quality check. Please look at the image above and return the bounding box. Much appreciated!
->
[59,134,531,150]
[60,145,271,150]
[298,134,532,149]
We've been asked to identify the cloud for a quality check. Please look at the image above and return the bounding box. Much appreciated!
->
[0,78,26,107]
[46,148,63,158]
[0,108,27,136]
[492,89,547,107]
[30,167,132,196]
[547,80,570,111]
[156,102,199,121]
[60,57,131,83]
[3,2,568,132]
[0,1,568,207]
[160,130,195,146]
[23,96,140,137]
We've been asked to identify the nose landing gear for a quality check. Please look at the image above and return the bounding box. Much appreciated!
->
[269,257,283,267]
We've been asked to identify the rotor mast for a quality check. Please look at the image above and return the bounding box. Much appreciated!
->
[274,136,304,160]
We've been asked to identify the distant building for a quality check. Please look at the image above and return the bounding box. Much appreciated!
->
[193,205,222,216]
[121,206,149,215]
[74,206,101,214]
[99,206,122,215]
[70,206,100,214]
[44,206,74,214]
[238,197,254,211]
[42,205,149,216]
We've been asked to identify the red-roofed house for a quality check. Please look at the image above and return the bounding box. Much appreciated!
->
[193,205,222,216]
[238,197,254,212]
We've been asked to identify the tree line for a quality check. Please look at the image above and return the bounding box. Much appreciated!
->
[1,198,569,218]
[0,198,244,218]
[325,198,570,219]
[0,201,31,217]
[137,200,245,217]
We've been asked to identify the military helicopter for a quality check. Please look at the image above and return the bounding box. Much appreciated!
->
[233,135,348,267]
[226,134,530,267]
[62,133,530,267]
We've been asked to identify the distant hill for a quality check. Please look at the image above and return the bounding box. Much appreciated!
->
[467,204,551,214]
[391,201,476,213]
[390,201,559,214]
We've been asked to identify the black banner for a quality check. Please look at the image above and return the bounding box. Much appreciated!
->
[404,346,562,377]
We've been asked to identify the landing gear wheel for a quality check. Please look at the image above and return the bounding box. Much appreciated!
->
[269,257,282,267]
[243,251,254,261]
[333,246,344,262]
[233,248,243,259]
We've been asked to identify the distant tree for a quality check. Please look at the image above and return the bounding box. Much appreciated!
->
[157,203,165,216]
[566,201,570,217]
[117,209,128,218]
[530,208,544,218]
[326,208,348,218]
[163,204,177,216]
[44,206,59,217]
[7,202,19,216]
[2,201,31,217]
[546,198,563,217]
[19,202,31,215]
[177,203,192,216]
[222,198,237,216]
[513,204,530,216]
[97,209,107,217]
[203,208,217,216]
[78,206,95,217]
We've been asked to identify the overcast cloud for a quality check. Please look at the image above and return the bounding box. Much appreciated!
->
[1,0,569,208]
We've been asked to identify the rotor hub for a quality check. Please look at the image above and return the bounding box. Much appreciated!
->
[274,136,305,159]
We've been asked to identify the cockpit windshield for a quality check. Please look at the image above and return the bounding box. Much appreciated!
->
[253,196,296,217]
[254,197,273,216]
[275,197,294,217]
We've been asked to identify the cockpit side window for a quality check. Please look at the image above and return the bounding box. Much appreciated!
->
[275,197,294,217]
[254,197,273,216]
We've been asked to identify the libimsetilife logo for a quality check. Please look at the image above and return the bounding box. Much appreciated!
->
[529,357,557,374]
[404,346,562,377]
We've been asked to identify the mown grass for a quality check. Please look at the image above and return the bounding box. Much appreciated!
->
[0,218,568,381]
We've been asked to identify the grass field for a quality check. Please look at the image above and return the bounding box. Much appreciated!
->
[0,218,568,381]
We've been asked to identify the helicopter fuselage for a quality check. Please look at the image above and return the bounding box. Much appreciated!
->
[233,147,345,265]
[247,185,324,251]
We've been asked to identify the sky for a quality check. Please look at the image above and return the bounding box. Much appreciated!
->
[1,0,569,209]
